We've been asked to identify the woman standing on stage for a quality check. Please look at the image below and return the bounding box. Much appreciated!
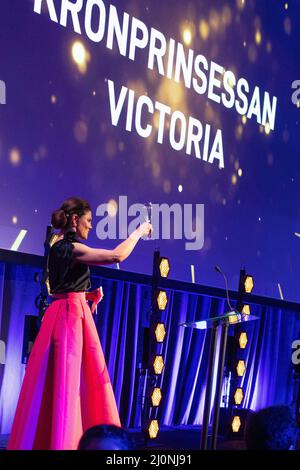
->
[7,197,152,450]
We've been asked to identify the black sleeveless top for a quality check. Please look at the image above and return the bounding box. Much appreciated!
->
[48,231,91,294]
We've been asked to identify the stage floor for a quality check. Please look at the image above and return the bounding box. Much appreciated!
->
[1,425,299,450]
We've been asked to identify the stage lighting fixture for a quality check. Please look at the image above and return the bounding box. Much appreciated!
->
[148,420,159,439]
[231,416,241,433]
[156,290,168,311]
[239,332,248,349]
[244,275,254,293]
[159,257,170,278]
[153,355,164,374]
[234,387,243,405]
[241,304,250,315]
[228,314,239,324]
[155,323,166,343]
[151,388,162,407]
[236,360,246,377]
[237,269,254,315]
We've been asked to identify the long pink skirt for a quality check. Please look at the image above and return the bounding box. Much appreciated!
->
[7,292,121,450]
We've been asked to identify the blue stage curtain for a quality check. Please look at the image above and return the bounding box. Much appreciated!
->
[1,258,300,434]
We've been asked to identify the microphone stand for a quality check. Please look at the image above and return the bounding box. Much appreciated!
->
[210,320,229,450]
[210,266,235,450]
[200,266,234,450]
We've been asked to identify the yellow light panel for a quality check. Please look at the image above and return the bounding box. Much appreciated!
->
[244,276,254,293]
[232,416,241,433]
[153,355,164,374]
[151,388,162,407]
[236,360,246,377]
[239,332,248,349]
[148,419,159,439]
[234,387,243,405]
[157,291,168,310]
[155,323,166,343]
[159,258,170,278]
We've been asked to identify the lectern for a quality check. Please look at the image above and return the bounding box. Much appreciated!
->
[180,310,258,450]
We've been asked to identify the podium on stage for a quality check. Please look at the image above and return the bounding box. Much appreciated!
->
[180,310,259,450]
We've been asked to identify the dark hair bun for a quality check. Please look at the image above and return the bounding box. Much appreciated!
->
[51,209,68,229]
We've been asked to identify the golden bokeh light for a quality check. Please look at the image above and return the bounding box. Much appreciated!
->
[255,30,262,45]
[209,10,221,32]
[71,41,90,74]
[264,123,271,135]
[183,28,192,46]
[235,124,243,140]
[153,111,160,130]
[9,148,21,166]
[236,0,245,11]
[222,5,232,26]
[127,80,147,97]
[199,20,210,40]
[231,174,237,185]
[156,77,186,111]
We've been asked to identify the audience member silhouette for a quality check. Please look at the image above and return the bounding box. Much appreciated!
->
[245,405,297,450]
[78,424,135,450]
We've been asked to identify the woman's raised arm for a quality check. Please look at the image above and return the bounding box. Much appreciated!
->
[72,222,152,266]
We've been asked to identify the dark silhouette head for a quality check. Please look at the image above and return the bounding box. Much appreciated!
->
[51,197,91,230]
[245,405,297,450]
[78,424,135,450]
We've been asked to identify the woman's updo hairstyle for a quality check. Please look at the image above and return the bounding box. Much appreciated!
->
[51,197,91,230]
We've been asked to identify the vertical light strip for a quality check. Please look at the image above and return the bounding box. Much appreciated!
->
[190,264,195,283]
[10,230,27,251]
[277,283,284,300]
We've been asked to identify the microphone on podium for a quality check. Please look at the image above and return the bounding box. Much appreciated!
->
[214,265,235,313]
